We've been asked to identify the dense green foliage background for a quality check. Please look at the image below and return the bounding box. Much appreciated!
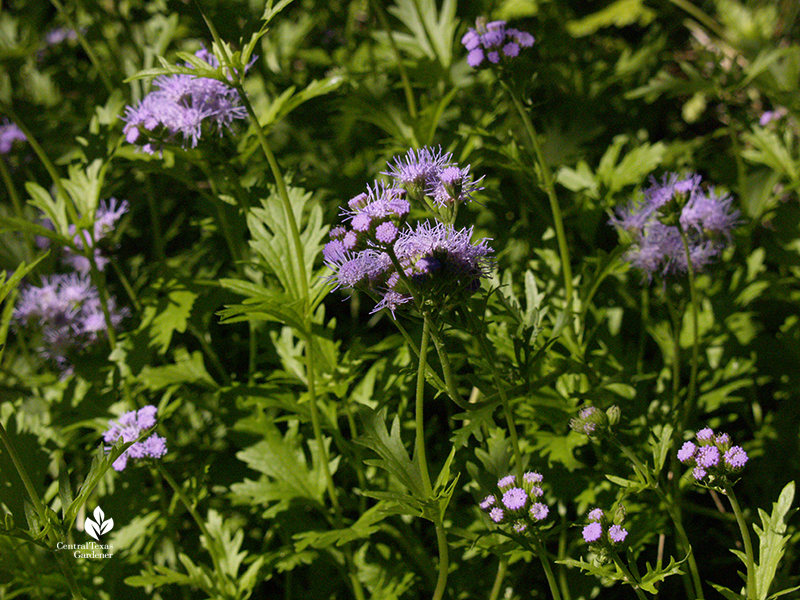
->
[1,0,799,598]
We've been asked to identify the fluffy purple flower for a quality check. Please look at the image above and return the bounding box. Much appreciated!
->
[529,502,549,521]
[462,18,534,69]
[724,446,748,469]
[384,146,454,196]
[489,507,504,523]
[587,508,604,522]
[609,525,628,543]
[502,488,528,511]
[677,441,697,463]
[0,120,26,154]
[696,427,715,442]
[123,49,251,154]
[480,495,496,510]
[103,406,167,471]
[497,474,516,490]
[681,427,748,483]
[697,445,720,468]
[64,198,129,274]
[582,522,603,543]
[610,173,739,280]
[14,274,128,370]
[512,521,527,534]
[523,471,543,485]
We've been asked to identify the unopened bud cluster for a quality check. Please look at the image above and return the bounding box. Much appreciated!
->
[569,405,620,438]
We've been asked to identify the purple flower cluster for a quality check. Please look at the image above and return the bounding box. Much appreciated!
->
[479,471,550,533]
[14,273,128,371]
[462,18,534,68]
[610,173,739,280]
[678,427,748,483]
[383,147,484,208]
[324,148,492,316]
[103,406,168,471]
[582,507,628,546]
[123,49,250,154]
[63,198,129,274]
[0,120,26,154]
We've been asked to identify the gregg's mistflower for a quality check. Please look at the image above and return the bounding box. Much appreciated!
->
[462,18,534,69]
[103,406,168,471]
[581,507,629,549]
[14,273,128,371]
[122,48,251,154]
[479,470,550,533]
[678,427,748,484]
[610,173,739,281]
[324,149,493,317]
[63,198,129,274]
[0,120,26,154]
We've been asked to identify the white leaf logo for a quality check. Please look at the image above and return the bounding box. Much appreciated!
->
[84,506,114,540]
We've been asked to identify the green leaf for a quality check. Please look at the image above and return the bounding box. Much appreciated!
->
[57,460,74,520]
[356,408,425,499]
[710,583,746,600]
[230,421,338,515]
[293,502,388,551]
[140,282,198,354]
[65,439,138,528]
[638,555,685,594]
[259,77,344,131]
[566,0,656,37]
[387,0,458,68]
[650,424,673,473]
[138,348,217,390]
[754,481,796,600]
[25,182,69,235]
[245,185,329,310]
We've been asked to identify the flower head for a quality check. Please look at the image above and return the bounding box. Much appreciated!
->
[0,120,26,154]
[480,470,550,531]
[502,487,528,511]
[63,198,129,274]
[610,173,739,281]
[103,406,167,471]
[462,18,534,69]
[679,427,748,485]
[14,273,128,371]
[122,49,251,154]
[608,524,628,543]
[582,522,603,543]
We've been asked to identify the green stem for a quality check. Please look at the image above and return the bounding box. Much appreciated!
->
[665,502,705,600]
[500,81,574,318]
[158,463,224,580]
[431,520,449,600]
[0,420,84,599]
[0,156,34,256]
[0,105,69,208]
[143,174,166,262]
[49,0,115,95]
[488,557,508,600]
[677,227,700,427]
[666,0,727,39]
[369,0,418,120]
[723,482,756,600]
[427,318,468,409]
[532,534,563,600]
[416,316,433,495]
[609,551,649,600]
